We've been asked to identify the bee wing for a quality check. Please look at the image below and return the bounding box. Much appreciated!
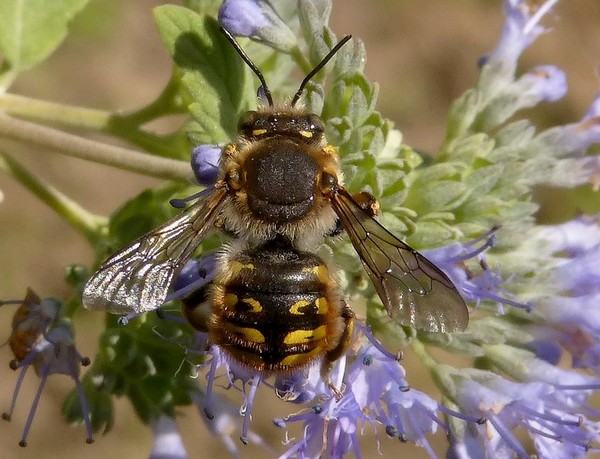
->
[330,187,468,333]
[82,185,228,314]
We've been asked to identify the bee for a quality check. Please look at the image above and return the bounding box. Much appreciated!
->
[83,27,468,383]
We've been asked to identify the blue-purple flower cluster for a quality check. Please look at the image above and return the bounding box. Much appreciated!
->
[158,1,600,458]
[4,0,600,457]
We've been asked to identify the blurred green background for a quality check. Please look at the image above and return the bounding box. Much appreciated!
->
[1,1,599,458]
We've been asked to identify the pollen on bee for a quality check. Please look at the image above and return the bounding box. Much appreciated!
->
[323,145,337,156]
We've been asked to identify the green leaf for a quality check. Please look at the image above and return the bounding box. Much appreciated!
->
[0,0,89,88]
[63,380,114,434]
[108,183,187,252]
[154,5,255,144]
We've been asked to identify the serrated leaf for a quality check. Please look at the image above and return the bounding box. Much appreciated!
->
[0,0,89,88]
[154,6,254,143]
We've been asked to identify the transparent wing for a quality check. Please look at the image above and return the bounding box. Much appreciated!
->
[82,186,228,314]
[331,187,468,333]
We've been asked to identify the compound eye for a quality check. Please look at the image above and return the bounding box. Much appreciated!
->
[308,114,325,134]
[238,110,258,132]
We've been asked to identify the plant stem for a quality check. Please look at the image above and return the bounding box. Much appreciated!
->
[0,93,113,130]
[0,93,190,158]
[0,112,194,182]
[0,150,108,243]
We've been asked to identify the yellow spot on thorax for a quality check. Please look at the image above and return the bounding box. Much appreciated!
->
[299,130,313,138]
[252,129,267,136]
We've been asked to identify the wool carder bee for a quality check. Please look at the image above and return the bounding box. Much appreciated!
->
[83,27,468,384]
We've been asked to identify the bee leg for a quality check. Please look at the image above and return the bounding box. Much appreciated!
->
[181,286,212,333]
[321,304,355,399]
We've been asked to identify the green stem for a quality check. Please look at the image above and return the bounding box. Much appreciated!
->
[0,93,189,158]
[0,112,194,182]
[0,93,113,130]
[0,150,108,243]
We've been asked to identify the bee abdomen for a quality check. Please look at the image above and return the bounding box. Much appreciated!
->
[212,243,337,373]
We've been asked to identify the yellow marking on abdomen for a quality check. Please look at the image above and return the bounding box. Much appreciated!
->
[289,299,310,315]
[315,297,329,314]
[242,297,262,313]
[280,347,323,368]
[302,264,329,283]
[231,261,254,271]
[283,325,327,345]
[223,293,238,308]
[233,326,266,344]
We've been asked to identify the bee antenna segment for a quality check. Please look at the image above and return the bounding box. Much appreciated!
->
[291,34,352,107]
[220,27,274,107]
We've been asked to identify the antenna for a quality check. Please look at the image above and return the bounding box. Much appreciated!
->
[291,35,352,107]
[220,27,274,106]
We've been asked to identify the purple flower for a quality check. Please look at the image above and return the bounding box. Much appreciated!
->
[524,90,600,191]
[531,214,600,256]
[191,389,271,456]
[454,369,600,459]
[3,322,93,446]
[169,254,217,301]
[191,144,221,187]
[273,325,472,458]
[149,416,187,459]
[514,65,567,103]
[485,0,559,71]
[526,213,600,372]
[424,228,533,314]
[537,94,600,186]
[1,291,93,446]
[219,0,296,52]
